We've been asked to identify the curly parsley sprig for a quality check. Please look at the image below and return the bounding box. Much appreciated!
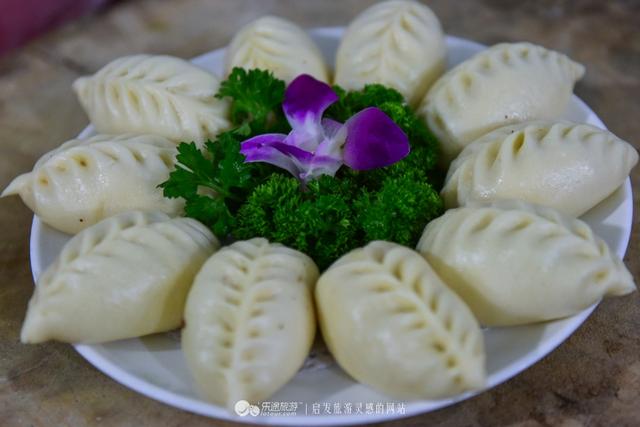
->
[215,68,288,134]
[160,67,444,268]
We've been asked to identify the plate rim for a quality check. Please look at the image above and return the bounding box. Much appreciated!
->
[27,27,633,425]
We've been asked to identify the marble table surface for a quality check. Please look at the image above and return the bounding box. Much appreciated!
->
[1,1,639,425]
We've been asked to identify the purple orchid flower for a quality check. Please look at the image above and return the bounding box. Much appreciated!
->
[239,74,410,183]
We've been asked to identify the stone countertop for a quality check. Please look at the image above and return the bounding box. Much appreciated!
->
[1,0,639,425]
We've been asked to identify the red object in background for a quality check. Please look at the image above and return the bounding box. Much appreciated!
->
[0,0,112,55]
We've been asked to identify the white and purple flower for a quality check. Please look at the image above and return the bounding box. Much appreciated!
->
[240,74,410,183]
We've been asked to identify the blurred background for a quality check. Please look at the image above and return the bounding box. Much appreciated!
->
[1,0,638,184]
[0,0,114,55]
[1,0,637,58]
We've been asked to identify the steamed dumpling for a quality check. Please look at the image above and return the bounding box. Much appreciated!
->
[335,0,446,106]
[316,241,485,399]
[21,211,218,344]
[182,238,317,408]
[74,54,230,143]
[417,201,636,326]
[442,121,639,216]
[224,16,329,83]
[419,43,585,164]
[1,134,183,234]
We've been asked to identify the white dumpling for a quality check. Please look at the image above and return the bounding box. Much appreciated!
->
[442,121,639,216]
[73,55,230,143]
[224,16,329,83]
[182,238,318,408]
[419,43,585,164]
[335,0,446,106]
[417,201,636,326]
[21,211,218,344]
[316,241,485,399]
[1,134,183,234]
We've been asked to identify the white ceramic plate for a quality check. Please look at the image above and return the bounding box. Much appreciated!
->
[29,28,633,425]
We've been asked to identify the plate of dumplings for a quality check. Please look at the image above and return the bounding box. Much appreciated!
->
[4,1,637,425]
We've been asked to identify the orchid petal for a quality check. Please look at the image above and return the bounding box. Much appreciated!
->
[240,133,288,153]
[267,141,314,163]
[240,133,300,176]
[299,155,343,182]
[343,107,410,170]
[240,132,343,182]
[241,80,409,183]
[283,74,339,130]
[263,142,342,182]
[321,118,344,140]
[315,118,347,158]
[283,128,319,152]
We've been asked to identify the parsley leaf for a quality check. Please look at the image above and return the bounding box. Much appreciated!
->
[161,69,289,238]
[216,67,288,134]
[159,142,216,200]
[160,132,274,237]
[184,195,235,238]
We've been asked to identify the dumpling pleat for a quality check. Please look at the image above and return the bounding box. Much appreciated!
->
[419,43,585,164]
[73,54,230,143]
[442,121,639,216]
[224,16,329,83]
[417,200,636,326]
[316,241,486,399]
[182,238,318,409]
[1,134,185,233]
[335,0,446,106]
[21,211,219,344]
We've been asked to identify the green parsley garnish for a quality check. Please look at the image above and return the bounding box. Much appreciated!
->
[215,68,288,134]
[161,68,444,269]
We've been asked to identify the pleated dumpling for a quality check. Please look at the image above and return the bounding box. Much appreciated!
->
[224,16,329,83]
[442,121,639,216]
[316,241,485,399]
[73,55,230,143]
[2,134,183,234]
[417,201,636,326]
[419,43,585,164]
[335,0,446,106]
[21,211,219,344]
[182,238,318,408]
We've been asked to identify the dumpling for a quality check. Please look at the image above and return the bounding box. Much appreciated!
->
[419,43,585,164]
[316,241,485,399]
[335,0,446,106]
[2,134,183,234]
[182,238,317,408]
[73,54,230,143]
[416,200,636,326]
[21,211,218,344]
[224,16,329,83]
[442,121,639,216]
